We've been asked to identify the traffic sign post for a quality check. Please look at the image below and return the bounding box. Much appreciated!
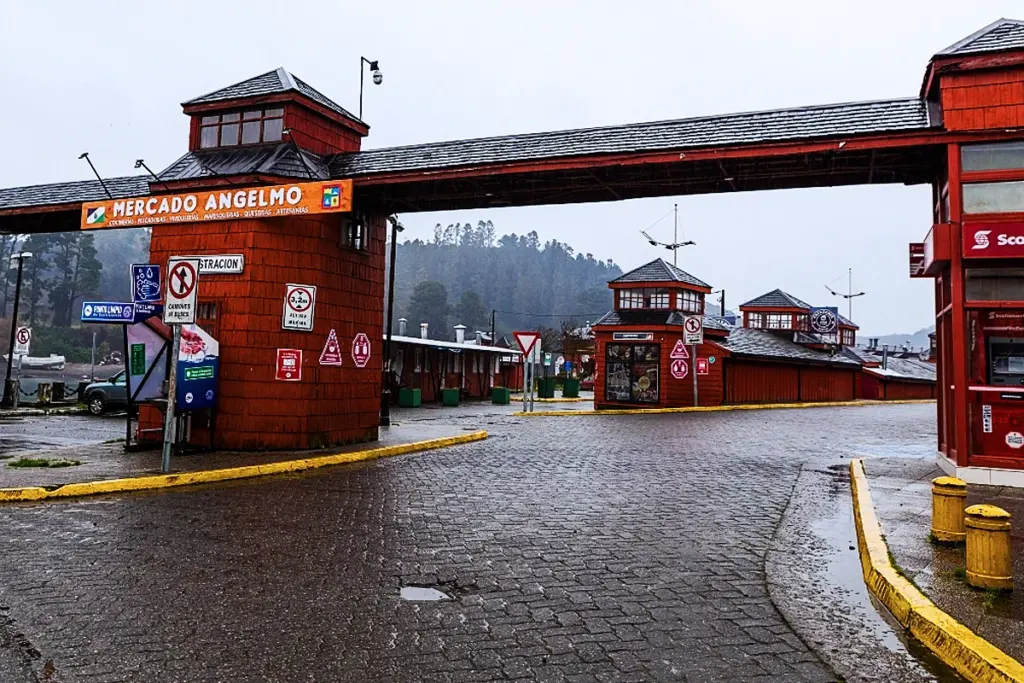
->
[683,317,703,407]
[161,257,200,474]
[13,327,30,357]
[283,283,317,331]
[513,331,541,413]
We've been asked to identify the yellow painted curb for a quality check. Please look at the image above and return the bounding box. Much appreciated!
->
[849,458,1024,683]
[0,431,488,504]
[514,399,935,417]
[508,396,588,403]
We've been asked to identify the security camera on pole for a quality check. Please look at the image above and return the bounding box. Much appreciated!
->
[161,257,200,473]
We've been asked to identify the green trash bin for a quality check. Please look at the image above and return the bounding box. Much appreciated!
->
[398,387,421,408]
[442,388,460,407]
[537,377,556,399]
[562,378,580,398]
[492,387,511,405]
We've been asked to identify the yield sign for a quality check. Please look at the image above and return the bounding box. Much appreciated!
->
[319,329,343,366]
[670,339,689,359]
[513,330,540,358]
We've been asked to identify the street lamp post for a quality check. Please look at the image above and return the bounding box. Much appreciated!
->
[359,57,382,120]
[2,251,32,408]
[640,203,695,265]
[380,215,404,426]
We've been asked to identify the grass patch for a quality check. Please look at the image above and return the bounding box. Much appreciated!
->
[102,438,125,444]
[7,457,81,469]
[982,589,1002,610]
[887,548,924,591]
[952,566,967,582]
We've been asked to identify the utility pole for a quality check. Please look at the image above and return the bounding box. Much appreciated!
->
[673,204,678,266]
[381,216,404,427]
[490,309,496,346]
[2,252,31,408]
[825,268,865,322]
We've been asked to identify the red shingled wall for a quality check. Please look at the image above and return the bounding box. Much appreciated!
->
[284,105,363,156]
[724,361,859,403]
[146,212,385,450]
[940,67,1024,130]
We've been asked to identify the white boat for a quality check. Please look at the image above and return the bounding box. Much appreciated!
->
[1,353,67,370]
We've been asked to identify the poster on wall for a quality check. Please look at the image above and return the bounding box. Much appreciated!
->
[176,324,219,411]
[126,321,169,403]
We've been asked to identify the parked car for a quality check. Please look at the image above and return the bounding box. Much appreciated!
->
[84,371,129,415]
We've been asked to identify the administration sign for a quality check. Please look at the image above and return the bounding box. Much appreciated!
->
[163,258,199,324]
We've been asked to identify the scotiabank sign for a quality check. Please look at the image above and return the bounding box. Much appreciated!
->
[963,222,1024,258]
[80,179,353,229]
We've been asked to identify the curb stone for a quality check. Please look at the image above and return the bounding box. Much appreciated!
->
[849,458,1024,683]
[515,399,936,417]
[0,431,488,504]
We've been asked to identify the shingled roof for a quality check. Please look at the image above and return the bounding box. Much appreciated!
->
[593,310,731,331]
[158,143,330,182]
[936,18,1024,57]
[740,289,812,309]
[183,67,360,122]
[331,98,934,177]
[716,327,860,366]
[611,258,710,288]
[0,176,150,211]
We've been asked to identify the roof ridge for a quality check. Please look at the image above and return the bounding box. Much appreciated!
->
[935,17,1024,56]
[276,67,298,90]
[341,97,927,157]
[182,68,282,105]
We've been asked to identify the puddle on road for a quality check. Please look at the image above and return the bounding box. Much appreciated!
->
[399,586,451,601]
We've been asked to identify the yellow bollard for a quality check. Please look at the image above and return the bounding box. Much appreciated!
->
[965,504,1013,591]
[931,476,967,543]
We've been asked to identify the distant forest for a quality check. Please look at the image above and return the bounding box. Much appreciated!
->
[388,221,621,342]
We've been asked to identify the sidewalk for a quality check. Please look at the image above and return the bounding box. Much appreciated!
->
[864,454,1024,663]
[0,421,476,492]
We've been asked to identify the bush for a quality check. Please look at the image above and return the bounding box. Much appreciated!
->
[24,324,125,363]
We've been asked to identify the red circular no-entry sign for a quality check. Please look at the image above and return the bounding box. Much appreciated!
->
[169,261,197,299]
[15,327,30,345]
[684,317,701,334]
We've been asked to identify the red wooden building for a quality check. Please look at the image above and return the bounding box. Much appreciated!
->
[0,19,1020,479]
[592,260,928,409]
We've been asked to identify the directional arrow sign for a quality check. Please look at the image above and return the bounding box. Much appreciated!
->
[163,257,199,324]
[513,330,540,358]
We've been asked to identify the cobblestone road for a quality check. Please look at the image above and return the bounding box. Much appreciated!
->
[0,404,941,682]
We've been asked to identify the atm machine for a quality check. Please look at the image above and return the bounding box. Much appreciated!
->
[971,313,1024,457]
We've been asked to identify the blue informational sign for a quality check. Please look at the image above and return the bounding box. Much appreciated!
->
[176,324,219,411]
[809,307,839,334]
[81,301,136,323]
[564,361,572,373]
[132,303,163,323]
[131,264,161,303]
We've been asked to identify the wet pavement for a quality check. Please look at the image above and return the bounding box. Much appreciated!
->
[0,414,124,456]
[864,455,1024,664]
[0,403,966,682]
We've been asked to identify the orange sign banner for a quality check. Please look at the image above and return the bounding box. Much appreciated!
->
[80,179,353,229]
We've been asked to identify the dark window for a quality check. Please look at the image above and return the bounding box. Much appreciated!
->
[677,289,703,314]
[966,268,1024,301]
[196,108,286,149]
[747,312,764,328]
[197,302,218,319]
[341,215,368,251]
[765,313,791,330]
[795,314,809,331]
[618,288,670,310]
[840,328,855,346]
[604,343,659,404]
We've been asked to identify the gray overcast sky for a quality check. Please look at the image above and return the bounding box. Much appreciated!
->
[1,1,1020,335]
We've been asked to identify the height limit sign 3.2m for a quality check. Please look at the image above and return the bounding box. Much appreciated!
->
[283,283,317,331]
[163,258,199,325]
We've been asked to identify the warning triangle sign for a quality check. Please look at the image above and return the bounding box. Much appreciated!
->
[670,339,689,359]
[319,328,343,366]
[513,330,540,357]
